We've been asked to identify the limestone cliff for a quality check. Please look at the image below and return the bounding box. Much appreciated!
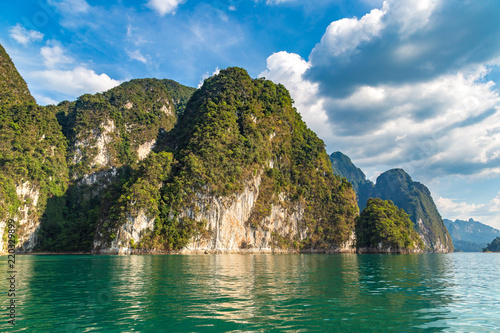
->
[93,68,358,254]
[35,79,195,252]
[1,44,358,254]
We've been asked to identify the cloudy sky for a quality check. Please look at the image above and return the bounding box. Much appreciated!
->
[1,0,500,228]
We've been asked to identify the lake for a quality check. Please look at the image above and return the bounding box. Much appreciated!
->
[1,253,499,332]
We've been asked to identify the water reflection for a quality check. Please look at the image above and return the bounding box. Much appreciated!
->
[0,253,499,332]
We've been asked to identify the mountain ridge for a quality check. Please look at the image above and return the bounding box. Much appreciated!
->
[330,151,453,252]
[444,218,500,252]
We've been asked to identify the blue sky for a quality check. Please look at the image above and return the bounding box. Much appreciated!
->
[1,0,500,228]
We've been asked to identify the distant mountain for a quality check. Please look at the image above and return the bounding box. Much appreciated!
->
[444,219,500,252]
[330,152,453,252]
[329,152,374,210]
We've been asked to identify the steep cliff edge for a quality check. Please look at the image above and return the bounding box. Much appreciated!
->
[0,44,68,252]
[93,68,358,254]
[330,152,453,253]
[374,169,453,252]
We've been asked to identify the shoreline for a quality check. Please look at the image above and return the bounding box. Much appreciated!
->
[0,249,456,255]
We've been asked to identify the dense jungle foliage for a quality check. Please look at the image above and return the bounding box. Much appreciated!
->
[356,198,423,251]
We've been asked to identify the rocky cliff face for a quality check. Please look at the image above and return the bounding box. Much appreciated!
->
[375,169,453,252]
[93,68,358,254]
[1,45,358,254]
[96,173,306,254]
[96,171,356,254]
[330,152,453,253]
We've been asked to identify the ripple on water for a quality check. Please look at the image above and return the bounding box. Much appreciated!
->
[0,253,499,332]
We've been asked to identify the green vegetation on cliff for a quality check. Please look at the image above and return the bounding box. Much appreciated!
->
[1,42,357,253]
[483,237,500,252]
[57,78,194,178]
[0,44,35,107]
[356,198,423,251]
[1,44,68,250]
[374,169,452,252]
[35,78,195,252]
[98,68,358,251]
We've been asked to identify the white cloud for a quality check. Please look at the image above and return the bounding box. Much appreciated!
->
[259,51,330,141]
[307,0,500,97]
[310,5,386,61]
[437,193,500,229]
[260,0,500,182]
[49,0,90,14]
[30,67,120,98]
[40,42,73,68]
[198,67,220,88]
[127,49,147,64]
[147,0,185,16]
[9,24,44,45]
[34,94,59,106]
[126,25,150,46]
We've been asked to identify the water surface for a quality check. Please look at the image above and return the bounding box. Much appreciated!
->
[1,253,499,332]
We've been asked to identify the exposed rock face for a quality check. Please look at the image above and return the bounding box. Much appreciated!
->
[137,139,156,160]
[72,119,116,168]
[357,246,423,254]
[93,68,358,254]
[98,173,356,254]
[181,174,307,253]
[12,182,41,253]
[94,209,155,254]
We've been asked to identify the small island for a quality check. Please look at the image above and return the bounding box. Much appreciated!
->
[483,237,500,252]
[356,198,424,253]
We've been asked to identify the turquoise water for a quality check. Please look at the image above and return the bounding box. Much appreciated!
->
[1,253,499,332]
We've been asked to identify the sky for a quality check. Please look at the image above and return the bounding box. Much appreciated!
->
[1,0,500,228]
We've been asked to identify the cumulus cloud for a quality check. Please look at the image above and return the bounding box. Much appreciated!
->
[307,0,500,98]
[437,192,500,229]
[260,0,500,183]
[30,67,120,98]
[41,42,73,68]
[147,0,185,16]
[9,24,44,45]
